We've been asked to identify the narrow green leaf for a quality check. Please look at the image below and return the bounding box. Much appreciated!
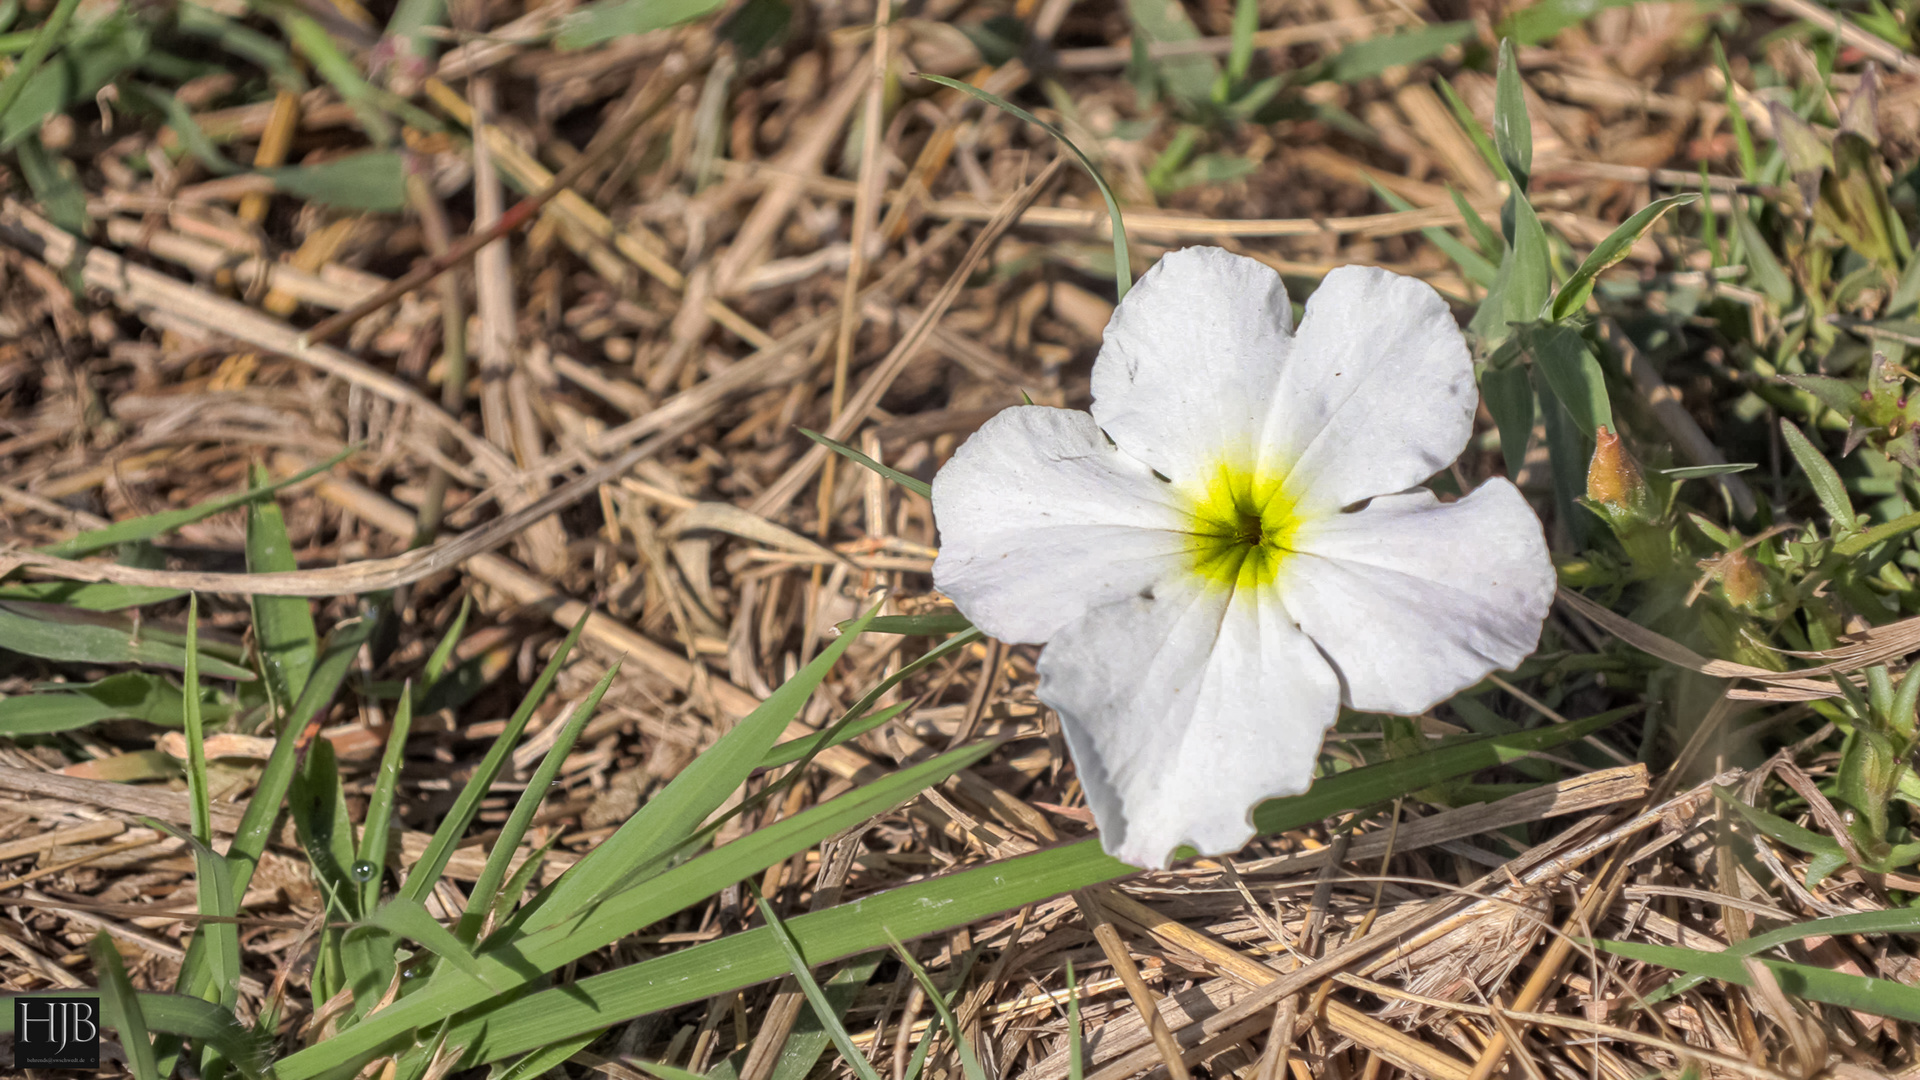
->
[1449,183,1503,260]
[841,613,975,636]
[1779,420,1857,536]
[918,74,1131,300]
[1717,787,1848,860]
[1593,940,1920,1023]
[400,613,588,904]
[1730,200,1793,306]
[369,897,508,991]
[1660,463,1757,479]
[757,893,884,1080]
[757,702,910,771]
[271,740,998,1080]
[1479,364,1535,480]
[523,604,881,928]
[767,954,884,1080]
[554,0,726,49]
[889,932,986,1080]
[800,428,931,499]
[265,151,407,212]
[421,595,473,690]
[0,601,253,678]
[92,933,161,1080]
[0,0,82,137]
[1551,194,1698,321]
[246,462,319,709]
[40,448,353,558]
[294,714,1629,1078]
[1226,0,1257,84]
[0,581,184,610]
[358,685,413,912]
[1319,22,1475,84]
[1367,175,1497,287]
[1524,323,1612,439]
[458,667,616,944]
[1637,905,1920,1004]
[1066,960,1084,1080]
[1493,39,1530,190]
[1435,76,1512,187]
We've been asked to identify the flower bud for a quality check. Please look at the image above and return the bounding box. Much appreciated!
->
[1714,549,1770,610]
[1586,427,1653,519]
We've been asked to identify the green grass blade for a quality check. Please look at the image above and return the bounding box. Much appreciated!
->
[1448,183,1503,261]
[1365,175,1497,287]
[92,932,161,1080]
[490,1033,601,1080]
[1065,960,1084,1080]
[369,897,508,991]
[357,684,413,912]
[352,715,1626,1075]
[1730,199,1794,305]
[1591,940,1920,1024]
[761,628,982,772]
[0,580,184,610]
[457,667,616,944]
[400,613,589,904]
[757,702,910,771]
[841,613,976,636]
[272,740,997,1080]
[756,892,884,1080]
[179,599,241,1013]
[917,74,1131,300]
[1637,908,1920,1004]
[1780,420,1858,536]
[0,0,81,132]
[888,932,986,1080]
[1435,76,1512,188]
[799,428,932,499]
[521,604,882,929]
[40,448,353,559]
[421,596,473,690]
[1550,194,1697,321]
[0,601,254,678]
[1226,0,1256,84]
[1493,38,1530,191]
[767,954,884,1080]
[246,462,319,707]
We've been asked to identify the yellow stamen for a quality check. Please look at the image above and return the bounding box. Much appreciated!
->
[1185,461,1301,590]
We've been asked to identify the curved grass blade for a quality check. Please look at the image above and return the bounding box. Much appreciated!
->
[1550,193,1697,321]
[917,74,1131,300]
[40,448,353,559]
[1591,939,1920,1024]
[756,892,883,1080]
[384,713,1627,1073]
[92,932,160,1080]
[1631,907,1920,1005]
[888,931,986,1080]
[358,684,413,912]
[800,428,931,499]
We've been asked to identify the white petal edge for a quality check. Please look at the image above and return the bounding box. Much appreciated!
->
[1091,247,1294,485]
[932,405,1194,645]
[1279,480,1554,714]
[1258,265,1476,512]
[1037,578,1342,869]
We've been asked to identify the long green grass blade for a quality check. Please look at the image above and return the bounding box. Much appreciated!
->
[0,0,81,133]
[40,448,352,559]
[917,74,1131,300]
[246,462,319,707]
[357,713,1625,1074]
[92,932,160,1080]
[0,601,253,678]
[757,893,884,1080]
[799,428,932,499]
[401,613,589,904]
[521,604,882,929]
[889,932,986,1080]
[272,740,997,1080]
[358,685,413,912]
[1592,939,1920,1023]
[1551,194,1697,320]
[458,667,616,943]
[767,954,884,1080]
[1636,908,1920,1004]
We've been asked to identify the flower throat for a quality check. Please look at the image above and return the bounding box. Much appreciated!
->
[1186,461,1300,589]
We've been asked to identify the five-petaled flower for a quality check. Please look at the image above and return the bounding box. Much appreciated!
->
[930,247,1556,869]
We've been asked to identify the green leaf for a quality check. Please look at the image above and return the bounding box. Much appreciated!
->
[270,740,998,1080]
[459,667,615,944]
[1717,787,1849,865]
[918,74,1132,300]
[0,581,184,610]
[1319,22,1475,84]
[265,151,407,213]
[800,428,931,499]
[1660,463,1757,479]
[839,612,974,636]
[1493,38,1530,191]
[1480,364,1535,480]
[1471,194,1550,346]
[369,897,509,991]
[0,0,82,141]
[757,894,884,1080]
[302,713,1627,1078]
[767,954,884,1080]
[758,702,910,771]
[246,462,319,710]
[520,605,883,929]
[91,933,161,1080]
[1730,201,1793,306]
[1497,0,1640,46]
[1123,0,1216,106]
[1435,76,1512,188]
[1551,194,1697,321]
[1779,420,1857,537]
[554,0,726,49]
[1524,323,1612,439]
[15,134,88,236]
[40,447,352,558]
[889,932,987,1080]
[357,686,413,913]
[0,601,253,678]
[1592,940,1920,1024]
[1367,175,1497,287]
[400,613,589,904]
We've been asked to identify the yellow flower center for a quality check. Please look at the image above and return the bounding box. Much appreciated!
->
[1185,460,1302,590]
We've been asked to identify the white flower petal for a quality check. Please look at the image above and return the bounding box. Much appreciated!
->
[1280,480,1554,714]
[1091,247,1294,483]
[932,405,1193,645]
[1259,265,1476,511]
[1038,579,1342,868]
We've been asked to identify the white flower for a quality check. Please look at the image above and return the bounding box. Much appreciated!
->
[930,247,1556,869]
